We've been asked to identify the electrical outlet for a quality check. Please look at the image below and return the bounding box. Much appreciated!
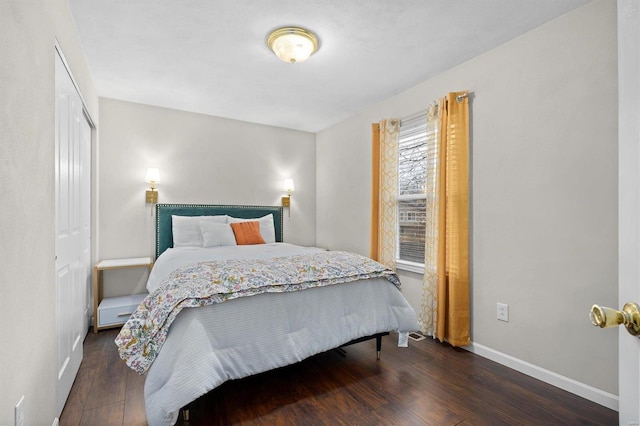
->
[497,303,509,322]
[15,396,24,426]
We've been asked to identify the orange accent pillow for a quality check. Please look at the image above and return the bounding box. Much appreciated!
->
[230,221,265,245]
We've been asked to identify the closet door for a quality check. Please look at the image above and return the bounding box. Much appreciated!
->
[80,111,92,337]
[55,50,91,415]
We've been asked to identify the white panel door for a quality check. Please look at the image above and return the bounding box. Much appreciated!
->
[55,51,91,415]
[80,112,92,337]
[618,1,640,423]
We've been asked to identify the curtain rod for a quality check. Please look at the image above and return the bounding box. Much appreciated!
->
[456,93,469,102]
[397,92,470,124]
[401,109,429,123]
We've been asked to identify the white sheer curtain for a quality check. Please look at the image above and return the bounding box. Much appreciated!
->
[376,119,400,270]
[419,104,440,336]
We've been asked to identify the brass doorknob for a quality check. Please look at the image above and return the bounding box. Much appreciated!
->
[590,302,640,336]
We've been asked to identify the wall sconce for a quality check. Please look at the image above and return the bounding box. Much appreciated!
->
[145,168,160,203]
[282,179,294,215]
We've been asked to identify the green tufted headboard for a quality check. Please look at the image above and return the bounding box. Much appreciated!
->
[155,203,284,259]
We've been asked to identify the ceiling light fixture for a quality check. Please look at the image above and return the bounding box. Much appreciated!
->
[267,27,318,64]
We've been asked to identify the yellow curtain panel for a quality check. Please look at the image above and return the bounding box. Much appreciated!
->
[435,91,470,346]
[370,124,381,261]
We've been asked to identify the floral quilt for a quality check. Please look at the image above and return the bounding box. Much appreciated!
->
[115,250,400,374]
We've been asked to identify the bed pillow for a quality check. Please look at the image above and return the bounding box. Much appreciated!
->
[200,222,237,247]
[172,215,228,247]
[230,221,265,245]
[228,213,275,243]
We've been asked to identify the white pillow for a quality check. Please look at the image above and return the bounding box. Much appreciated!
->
[172,215,228,247]
[228,213,276,243]
[200,222,237,247]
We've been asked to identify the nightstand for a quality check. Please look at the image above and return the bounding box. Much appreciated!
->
[93,257,153,333]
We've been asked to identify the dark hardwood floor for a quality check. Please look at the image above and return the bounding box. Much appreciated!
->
[60,329,617,425]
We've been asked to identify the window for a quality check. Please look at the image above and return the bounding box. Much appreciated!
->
[396,114,431,268]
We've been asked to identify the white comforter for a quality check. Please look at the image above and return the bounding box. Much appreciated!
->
[143,244,418,426]
[146,243,327,293]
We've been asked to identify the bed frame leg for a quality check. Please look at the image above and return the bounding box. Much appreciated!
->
[182,407,190,422]
[376,335,382,360]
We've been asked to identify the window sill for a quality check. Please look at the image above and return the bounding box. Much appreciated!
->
[395,260,424,275]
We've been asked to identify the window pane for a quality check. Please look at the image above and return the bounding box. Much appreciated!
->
[397,115,429,266]
[398,198,426,263]
[398,133,427,195]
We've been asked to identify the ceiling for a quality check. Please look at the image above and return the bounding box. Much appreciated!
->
[69,0,592,133]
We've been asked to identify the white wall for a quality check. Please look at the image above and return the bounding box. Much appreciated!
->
[98,98,316,295]
[317,0,618,399]
[0,1,98,424]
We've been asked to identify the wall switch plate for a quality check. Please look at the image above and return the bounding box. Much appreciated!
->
[15,396,24,426]
[497,303,509,322]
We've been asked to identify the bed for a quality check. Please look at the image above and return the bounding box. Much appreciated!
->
[116,203,419,426]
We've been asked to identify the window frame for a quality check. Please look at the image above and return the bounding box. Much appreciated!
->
[395,115,428,274]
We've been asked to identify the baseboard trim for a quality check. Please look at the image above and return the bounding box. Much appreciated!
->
[469,342,619,412]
